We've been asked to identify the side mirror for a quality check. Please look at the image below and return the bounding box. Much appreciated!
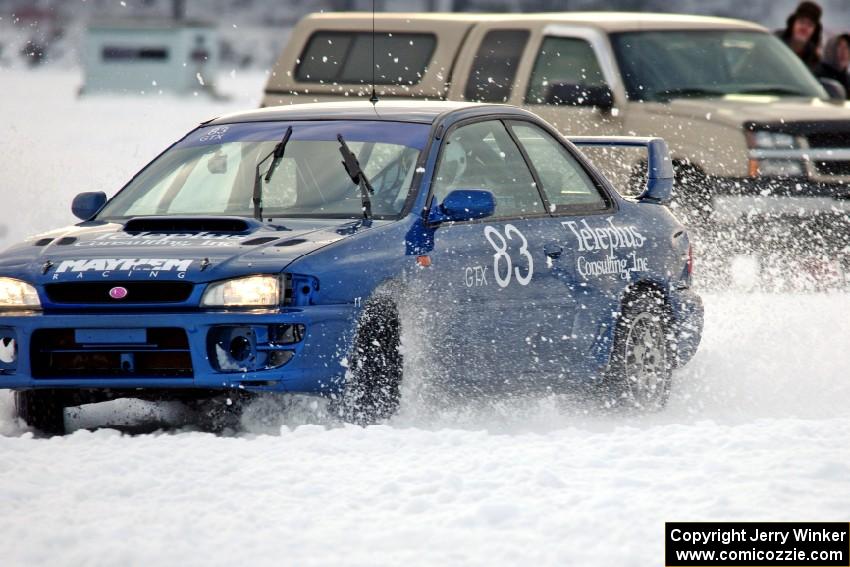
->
[429,189,495,224]
[819,78,847,101]
[71,191,107,221]
[544,83,614,110]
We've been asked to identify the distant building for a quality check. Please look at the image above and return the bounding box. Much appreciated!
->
[81,19,218,95]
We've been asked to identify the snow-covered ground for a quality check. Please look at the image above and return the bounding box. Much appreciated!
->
[1,70,849,566]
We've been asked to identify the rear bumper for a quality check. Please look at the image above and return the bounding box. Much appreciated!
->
[668,288,704,368]
[0,306,354,394]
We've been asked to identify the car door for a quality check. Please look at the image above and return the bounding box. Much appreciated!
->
[417,118,558,391]
[507,120,631,375]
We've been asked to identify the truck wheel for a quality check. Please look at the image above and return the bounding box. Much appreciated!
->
[14,390,66,435]
[344,296,403,424]
[603,291,672,411]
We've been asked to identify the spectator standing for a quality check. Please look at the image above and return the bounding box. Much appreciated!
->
[818,34,850,98]
[777,1,823,71]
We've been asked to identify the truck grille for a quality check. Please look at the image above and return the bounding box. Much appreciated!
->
[44,281,193,304]
[31,328,193,378]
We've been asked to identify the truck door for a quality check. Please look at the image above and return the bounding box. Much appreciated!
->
[521,29,624,138]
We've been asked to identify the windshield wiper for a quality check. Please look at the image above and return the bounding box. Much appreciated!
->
[734,87,808,97]
[655,87,726,101]
[252,126,293,221]
[337,134,374,220]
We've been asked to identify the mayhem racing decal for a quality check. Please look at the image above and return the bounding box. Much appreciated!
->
[52,258,193,280]
[562,218,648,280]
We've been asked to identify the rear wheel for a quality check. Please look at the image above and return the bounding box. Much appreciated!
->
[14,389,67,435]
[603,291,672,411]
[343,296,403,424]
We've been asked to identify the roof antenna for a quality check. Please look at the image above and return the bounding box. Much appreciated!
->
[369,0,379,105]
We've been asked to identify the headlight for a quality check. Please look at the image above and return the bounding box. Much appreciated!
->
[753,159,805,177]
[750,131,797,149]
[0,278,40,310]
[201,275,280,307]
[747,130,804,178]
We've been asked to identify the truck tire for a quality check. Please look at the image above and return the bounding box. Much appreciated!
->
[14,389,66,435]
[603,290,672,411]
[343,296,403,424]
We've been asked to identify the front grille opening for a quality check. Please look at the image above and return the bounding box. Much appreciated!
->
[44,281,193,304]
[814,160,850,176]
[31,328,193,378]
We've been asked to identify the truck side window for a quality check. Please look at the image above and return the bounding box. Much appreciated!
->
[526,37,607,104]
[433,120,545,218]
[295,31,436,86]
[464,30,529,103]
[508,121,606,211]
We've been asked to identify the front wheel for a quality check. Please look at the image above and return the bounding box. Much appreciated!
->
[342,296,403,424]
[603,291,672,411]
[14,389,67,435]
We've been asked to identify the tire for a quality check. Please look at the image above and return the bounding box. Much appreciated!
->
[14,389,66,435]
[343,296,403,424]
[603,290,673,412]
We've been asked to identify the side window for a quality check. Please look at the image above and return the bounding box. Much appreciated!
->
[508,121,607,211]
[464,30,529,103]
[525,36,607,104]
[295,31,436,86]
[433,120,545,218]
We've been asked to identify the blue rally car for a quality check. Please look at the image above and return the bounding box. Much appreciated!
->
[0,101,702,433]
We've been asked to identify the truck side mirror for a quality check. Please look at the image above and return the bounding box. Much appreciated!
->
[819,78,847,101]
[71,191,107,221]
[544,83,614,111]
[428,189,495,224]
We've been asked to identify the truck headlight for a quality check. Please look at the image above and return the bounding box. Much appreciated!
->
[750,131,797,149]
[201,275,280,307]
[747,131,804,177]
[0,278,41,310]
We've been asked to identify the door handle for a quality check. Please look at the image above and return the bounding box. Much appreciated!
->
[544,243,563,259]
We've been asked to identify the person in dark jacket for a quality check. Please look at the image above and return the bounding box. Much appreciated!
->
[818,34,850,98]
[777,1,823,70]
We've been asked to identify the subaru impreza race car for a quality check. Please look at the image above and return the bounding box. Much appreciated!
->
[0,101,702,433]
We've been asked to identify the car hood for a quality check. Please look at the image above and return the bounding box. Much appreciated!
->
[0,216,384,285]
[647,95,850,127]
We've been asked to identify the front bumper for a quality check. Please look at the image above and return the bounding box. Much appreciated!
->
[0,306,354,393]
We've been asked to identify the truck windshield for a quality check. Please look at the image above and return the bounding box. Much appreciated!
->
[97,120,429,221]
[610,30,827,102]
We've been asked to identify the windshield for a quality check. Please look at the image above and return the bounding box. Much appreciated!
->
[610,30,827,102]
[97,120,429,221]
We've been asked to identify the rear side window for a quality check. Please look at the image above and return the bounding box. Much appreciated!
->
[295,31,436,85]
[526,37,607,104]
[508,121,607,211]
[464,30,529,103]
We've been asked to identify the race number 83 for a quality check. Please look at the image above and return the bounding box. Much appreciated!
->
[484,224,534,287]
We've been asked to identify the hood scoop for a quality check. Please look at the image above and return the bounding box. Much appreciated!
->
[123,216,254,234]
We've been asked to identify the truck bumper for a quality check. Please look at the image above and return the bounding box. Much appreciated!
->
[0,306,354,394]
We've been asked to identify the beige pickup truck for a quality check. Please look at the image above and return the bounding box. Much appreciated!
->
[263,12,850,258]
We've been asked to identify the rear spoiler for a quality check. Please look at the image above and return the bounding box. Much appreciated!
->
[567,136,674,205]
